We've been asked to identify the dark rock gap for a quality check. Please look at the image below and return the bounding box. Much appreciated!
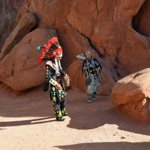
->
[132,0,150,37]
[66,20,104,59]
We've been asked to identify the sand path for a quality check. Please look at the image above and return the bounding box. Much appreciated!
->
[0,85,150,150]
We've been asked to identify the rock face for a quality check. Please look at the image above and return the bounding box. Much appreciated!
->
[112,68,150,121]
[65,0,150,76]
[0,0,150,95]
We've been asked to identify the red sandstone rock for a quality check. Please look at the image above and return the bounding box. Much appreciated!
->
[67,0,150,77]
[0,28,56,91]
[112,68,150,121]
[0,0,150,97]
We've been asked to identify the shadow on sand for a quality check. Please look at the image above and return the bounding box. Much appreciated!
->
[0,117,55,127]
[66,90,150,135]
[56,142,150,150]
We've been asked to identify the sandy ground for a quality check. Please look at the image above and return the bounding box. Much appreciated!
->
[0,84,150,150]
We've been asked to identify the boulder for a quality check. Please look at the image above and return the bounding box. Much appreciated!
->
[112,68,150,121]
[0,28,57,91]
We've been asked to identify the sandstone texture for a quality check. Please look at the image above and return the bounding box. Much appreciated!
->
[0,0,29,48]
